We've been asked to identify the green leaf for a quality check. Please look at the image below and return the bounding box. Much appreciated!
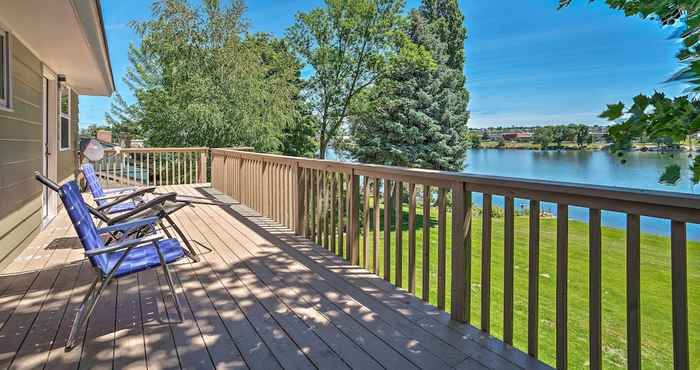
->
[599,102,625,120]
[659,164,682,185]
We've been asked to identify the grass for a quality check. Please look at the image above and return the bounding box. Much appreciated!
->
[323,201,700,369]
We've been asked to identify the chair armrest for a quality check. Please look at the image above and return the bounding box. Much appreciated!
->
[109,192,178,224]
[96,187,156,211]
[103,186,138,194]
[94,193,131,201]
[86,204,111,223]
[86,233,165,257]
[96,216,159,235]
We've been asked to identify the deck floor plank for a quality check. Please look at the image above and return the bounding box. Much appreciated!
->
[0,184,553,370]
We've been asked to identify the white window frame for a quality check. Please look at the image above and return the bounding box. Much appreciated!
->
[59,86,71,151]
[0,25,12,111]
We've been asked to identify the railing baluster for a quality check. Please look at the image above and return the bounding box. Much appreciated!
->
[317,170,324,245]
[337,173,345,257]
[395,181,403,287]
[422,185,431,302]
[373,178,380,274]
[309,169,316,240]
[627,213,641,370]
[324,171,331,248]
[304,168,311,237]
[295,164,305,236]
[529,199,540,357]
[384,179,392,281]
[348,170,360,265]
[330,173,337,253]
[589,208,602,370]
[437,187,446,310]
[557,203,569,370]
[408,183,417,294]
[363,177,370,268]
[504,195,515,344]
[481,193,492,333]
[671,220,689,370]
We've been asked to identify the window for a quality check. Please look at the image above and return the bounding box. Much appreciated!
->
[59,86,71,150]
[0,27,10,110]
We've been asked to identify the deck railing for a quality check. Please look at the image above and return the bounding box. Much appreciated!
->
[81,147,209,187]
[211,148,696,370]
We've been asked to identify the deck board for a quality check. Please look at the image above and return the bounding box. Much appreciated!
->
[0,184,553,370]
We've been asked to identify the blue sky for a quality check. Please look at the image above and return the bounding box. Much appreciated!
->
[80,0,685,129]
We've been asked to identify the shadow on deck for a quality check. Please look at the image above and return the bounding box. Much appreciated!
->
[0,184,551,370]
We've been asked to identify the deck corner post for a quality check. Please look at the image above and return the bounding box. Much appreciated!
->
[347,170,361,265]
[450,181,469,323]
[198,149,208,183]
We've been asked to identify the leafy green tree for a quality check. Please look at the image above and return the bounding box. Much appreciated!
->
[347,0,470,171]
[105,92,142,147]
[286,0,406,158]
[467,132,481,148]
[280,105,319,158]
[123,0,299,151]
[551,125,573,148]
[533,127,553,149]
[573,124,592,148]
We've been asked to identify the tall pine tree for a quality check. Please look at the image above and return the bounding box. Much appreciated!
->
[348,0,469,171]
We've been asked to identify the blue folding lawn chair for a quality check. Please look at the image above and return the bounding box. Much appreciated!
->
[57,180,186,351]
[81,163,155,214]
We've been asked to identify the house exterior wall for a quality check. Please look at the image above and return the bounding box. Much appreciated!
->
[0,34,79,270]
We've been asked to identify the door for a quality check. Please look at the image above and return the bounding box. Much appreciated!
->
[41,75,58,226]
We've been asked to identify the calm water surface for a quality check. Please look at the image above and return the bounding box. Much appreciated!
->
[464,149,700,240]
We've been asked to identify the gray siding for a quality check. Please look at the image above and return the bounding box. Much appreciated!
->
[0,35,80,270]
[0,34,44,269]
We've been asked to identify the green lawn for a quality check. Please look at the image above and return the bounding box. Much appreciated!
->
[323,202,700,369]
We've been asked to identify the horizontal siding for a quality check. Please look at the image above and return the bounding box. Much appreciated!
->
[0,34,43,270]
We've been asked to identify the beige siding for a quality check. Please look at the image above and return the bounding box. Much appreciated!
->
[57,90,78,182]
[0,34,44,270]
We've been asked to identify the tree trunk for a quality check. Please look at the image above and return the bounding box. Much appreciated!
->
[319,132,327,159]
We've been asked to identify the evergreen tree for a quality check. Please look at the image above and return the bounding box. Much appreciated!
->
[349,0,470,171]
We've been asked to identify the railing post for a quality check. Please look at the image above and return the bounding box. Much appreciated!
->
[450,181,470,323]
[198,150,208,183]
[295,163,305,236]
[347,169,360,265]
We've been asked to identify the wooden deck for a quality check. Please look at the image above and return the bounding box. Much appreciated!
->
[0,184,551,370]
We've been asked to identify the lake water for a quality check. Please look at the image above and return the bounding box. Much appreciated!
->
[463,149,700,240]
[330,148,700,239]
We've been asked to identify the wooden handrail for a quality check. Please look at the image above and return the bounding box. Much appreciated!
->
[210,147,693,370]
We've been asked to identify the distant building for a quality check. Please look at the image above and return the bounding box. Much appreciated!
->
[590,126,609,142]
[96,129,112,143]
[501,132,532,141]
